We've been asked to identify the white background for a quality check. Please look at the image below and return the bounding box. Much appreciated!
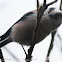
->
[0,0,62,62]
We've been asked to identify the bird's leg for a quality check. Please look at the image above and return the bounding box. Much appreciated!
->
[46,30,56,62]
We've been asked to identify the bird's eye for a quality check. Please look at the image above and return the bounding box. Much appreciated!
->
[48,11,50,13]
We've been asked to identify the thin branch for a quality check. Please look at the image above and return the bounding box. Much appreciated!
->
[25,1,40,62]
[22,45,27,56]
[37,0,40,12]
[0,49,5,62]
[43,0,46,5]
[46,0,60,61]
[25,0,58,62]
[60,0,62,10]
[46,31,56,62]
[47,0,58,6]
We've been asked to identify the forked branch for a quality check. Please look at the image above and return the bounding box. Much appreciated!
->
[25,0,58,62]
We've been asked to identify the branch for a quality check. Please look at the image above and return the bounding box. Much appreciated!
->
[25,0,58,62]
[47,0,58,6]
[46,0,61,61]
[46,31,56,62]
[43,0,46,5]
[0,49,5,62]
[37,0,40,12]
[35,0,58,32]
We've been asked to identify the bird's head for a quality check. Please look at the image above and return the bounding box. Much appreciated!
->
[48,8,62,22]
[44,8,62,29]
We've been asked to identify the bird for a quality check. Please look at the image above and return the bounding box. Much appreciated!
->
[0,7,62,47]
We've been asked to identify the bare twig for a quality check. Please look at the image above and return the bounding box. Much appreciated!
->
[37,0,40,11]
[43,0,46,5]
[46,0,62,61]
[47,0,58,6]
[46,57,49,62]
[21,45,28,57]
[47,31,56,57]
[25,0,58,62]
[60,0,62,10]
[46,31,56,62]
[0,49,5,62]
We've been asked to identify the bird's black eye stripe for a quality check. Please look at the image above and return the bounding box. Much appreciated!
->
[49,12,62,19]
[53,13,62,19]
[48,8,55,13]
[54,13,62,18]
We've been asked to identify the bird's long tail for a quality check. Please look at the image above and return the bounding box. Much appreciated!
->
[0,28,12,48]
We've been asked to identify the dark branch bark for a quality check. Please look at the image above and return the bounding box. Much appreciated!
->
[22,45,28,57]
[46,0,61,61]
[0,49,5,62]
[43,0,46,5]
[37,0,40,11]
[47,0,58,6]
[47,31,56,57]
[25,0,58,62]
[46,31,56,62]
[60,0,62,10]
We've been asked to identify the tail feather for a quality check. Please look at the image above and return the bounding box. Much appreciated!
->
[0,28,11,41]
[0,12,34,41]
[0,28,12,48]
[0,36,12,48]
